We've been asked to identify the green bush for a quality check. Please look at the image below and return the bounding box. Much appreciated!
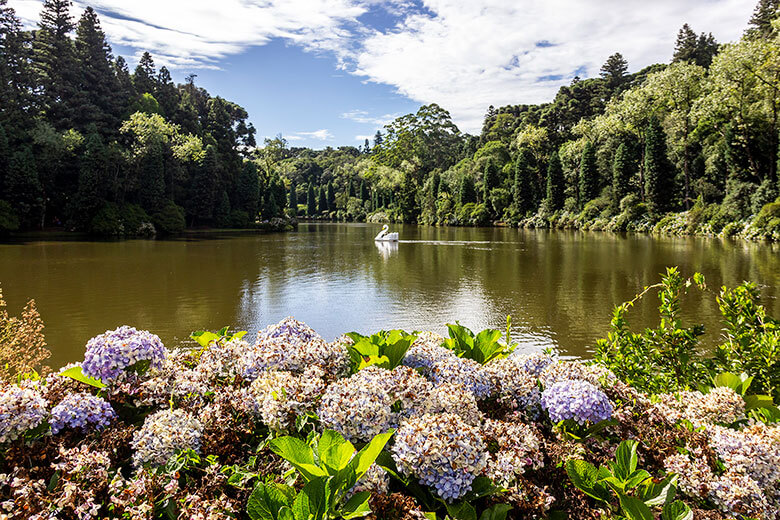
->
[751,177,778,214]
[754,200,780,230]
[470,203,490,226]
[89,202,124,236]
[119,204,152,235]
[229,209,251,228]
[0,200,20,234]
[457,202,476,225]
[153,201,186,234]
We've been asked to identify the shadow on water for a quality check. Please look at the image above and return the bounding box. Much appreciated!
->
[0,222,778,367]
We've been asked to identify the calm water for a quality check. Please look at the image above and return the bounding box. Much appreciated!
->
[1,224,779,368]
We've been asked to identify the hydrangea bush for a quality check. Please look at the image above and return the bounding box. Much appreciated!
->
[82,326,167,384]
[50,393,116,434]
[131,409,203,468]
[0,384,48,443]
[541,379,614,425]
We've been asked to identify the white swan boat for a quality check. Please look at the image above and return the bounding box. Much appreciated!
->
[374,224,399,242]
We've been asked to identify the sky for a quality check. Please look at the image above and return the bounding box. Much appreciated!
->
[9,0,757,149]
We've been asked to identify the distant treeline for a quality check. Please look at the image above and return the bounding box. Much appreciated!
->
[0,0,289,236]
[2,0,780,239]
[273,0,780,239]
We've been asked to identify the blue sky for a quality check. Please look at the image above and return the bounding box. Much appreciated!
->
[10,0,756,148]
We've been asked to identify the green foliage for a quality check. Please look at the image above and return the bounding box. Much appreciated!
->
[579,141,599,207]
[442,322,515,364]
[644,117,675,215]
[565,440,685,520]
[513,148,536,216]
[152,201,186,234]
[190,326,248,349]
[255,430,394,520]
[546,150,565,211]
[344,330,417,372]
[59,365,105,389]
[594,268,707,393]
[0,200,20,234]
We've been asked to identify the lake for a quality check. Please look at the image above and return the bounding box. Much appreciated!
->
[1,223,778,368]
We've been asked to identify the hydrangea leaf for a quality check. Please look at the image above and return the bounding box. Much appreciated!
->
[341,491,371,519]
[268,436,327,481]
[59,366,106,389]
[247,482,294,520]
[564,459,610,502]
[661,500,693,520]
[640,474,677,507]
[347,430,394,482]
[479,503,513,520]
[618,494,654,520]
[317,430,355,474]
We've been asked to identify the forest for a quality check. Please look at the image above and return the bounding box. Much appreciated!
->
[1,0,780,240]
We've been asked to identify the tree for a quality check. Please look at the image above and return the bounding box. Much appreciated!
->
[133,51,156,95]
[73,7,120,134]
[482,159,500,209]
[190,144,218,224]
[318,185,327,214]
[644,116,675,214]
[307,183,316,216]
[746,0,780,39]
[673,23,719,67]
[138,141,165,212]
[5,146,43,228]
[236,161,259,218]
[33,0,79,130]
[458,175,477,205]
[347,178,356,198]
[546,150,565,211]
[0,1,34,133]
[579,141,599,206]
[326,180,335,212]
[373,130,383,148]
[70,131,106,228]
[155,66,179,118]
[513,148,536,216]
[288,181,298,213]
[215,190,231,227]
[600,53,628,90]
[612,142,634,207]
[360,180,369,201]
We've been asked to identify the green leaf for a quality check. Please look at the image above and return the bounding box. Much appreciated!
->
[623,469,652,491]
[479,503,512,520]
[247,482,294,520]
[341,491,372,519]
[59,366,106,389]
[277,507,295,520]
[744,394,775,411]
[292,478,328,520]
[190,330,220,348]
[662,500,693,520]
[268,437,327,481]
[614,440,638,480]
[461,476,503,501]
[445,501,477,520]
[618,494,654,520]
[317,430,355,475]
[347,430,394,482]
[712,372,752,395]
[474,329,503,364]
[640,474,677,506]
[423,514,437,520]
[565,459,611,502]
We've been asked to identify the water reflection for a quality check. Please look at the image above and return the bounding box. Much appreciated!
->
[0,223,777,367]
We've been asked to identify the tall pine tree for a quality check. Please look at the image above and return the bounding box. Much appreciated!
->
[236,161,259,217]
[307,183,316,216]
[579,141,599,207]
[513,148,535,216]
[459,175,476,205]
[288,181,297,212]
[746,0,780,39]
[546,150,565,211]
[318,185,327,214]
[644,117,675,215]
[612,142,634,208]
[133,51,156,95]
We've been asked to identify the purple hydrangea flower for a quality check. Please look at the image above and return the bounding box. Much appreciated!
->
[50,392,116,434]
[0,384,48,443]
[541,379,613,425]
[82,326,166,384]
[429,357,493,399]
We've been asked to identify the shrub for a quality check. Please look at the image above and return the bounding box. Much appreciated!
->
[0,285,50,380]
[751,177,778,214]
[119,204,152,235]
[457,202,476,225]
[470,203,490,226]
[0,200,19,234]
[229,209,251,228]
[153,201,186,234]
[89,202,124,236]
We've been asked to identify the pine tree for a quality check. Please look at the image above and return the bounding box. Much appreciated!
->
[459,175,476,205]
[215,190,231,227]
[746,0,780,39]
[138,142,165,212]
[74,7,119,134]
[133,51,156,95]
[155,66,179,118]
[673,24,719,67]
[373,130,383,148]
[289,181,298,212]
[600,53,628,90]
[5,146,43,228]
[363,138,370,154]
[546,150,565,211]
[307,183,316,216]
[513,148,535,216]
[0,1,34,132]
[190,144,218,224]
[318,185,327,214]
[399,172,418,223]
[70,131,106,228]
[579,141,599,207]
[360,180,369,201]
[644,116,675,215]
[113,56,135,118]
[612,142,634,208]
[262,192,279,219]
[0,123,8,190]
[236,161,259,217]
[431,171,440,200]
[347,178,356,198]
[326,180,335,211]
[483,160,500,211]
[33,0,79,130]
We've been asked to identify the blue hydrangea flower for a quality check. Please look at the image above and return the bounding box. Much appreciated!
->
[0,384,48,444]
[541,379,613,425]
[429,357,493,399]
[82,326,166,384]
[392,413,487,502]
[50,392,116,434]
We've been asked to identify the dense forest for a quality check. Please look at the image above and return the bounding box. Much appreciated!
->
[0,0,290,236]
[1,0,780,239]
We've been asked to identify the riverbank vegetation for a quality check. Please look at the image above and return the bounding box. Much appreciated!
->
[0,0,293,237]
[1,268,778,519]
[270,1,780,241]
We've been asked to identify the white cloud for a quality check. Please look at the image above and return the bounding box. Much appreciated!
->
[355,134,374,141]
[287,129,335,141]
[341,109,399,126]
[9,0,757,133]
[351,0,756,132]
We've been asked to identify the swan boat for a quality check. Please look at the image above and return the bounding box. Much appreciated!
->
[374,224,399,242]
